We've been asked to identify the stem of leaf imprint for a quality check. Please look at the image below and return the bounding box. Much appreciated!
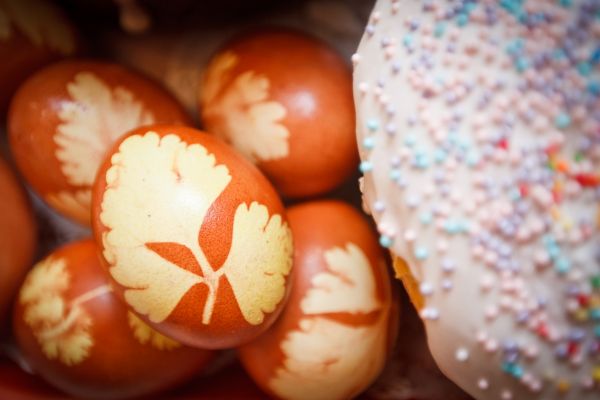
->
[188,242,227,325]
[38,285,113,341]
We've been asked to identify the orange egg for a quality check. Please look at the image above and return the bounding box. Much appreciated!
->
[13,238,214,399]
[92,125,294,350]
[239,200,398,400]
[0,0,79,114]
[199,29,357,198]
[0,157,37,326]
[0,357,66,400]
[8,60,191,226]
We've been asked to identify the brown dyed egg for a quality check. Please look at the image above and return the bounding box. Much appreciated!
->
[92,124,294,350]
[239,200,398,400]
[0,0,79,114]
[199,29,357,198]
[13,238,214,400]
[0,357,67,400]
[8,60,191,226]
[0,157,37,326]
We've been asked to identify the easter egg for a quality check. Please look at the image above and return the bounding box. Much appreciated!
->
[92,124,294,349]
[199,29,357,198]
[239,200,397,400]
[0,0,78,114]
[0,357,67,400]
[0,157,37,326]
[8,60,191,226]
[13,238,214,399]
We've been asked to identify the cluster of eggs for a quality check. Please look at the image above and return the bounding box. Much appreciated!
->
[0,0,398,399]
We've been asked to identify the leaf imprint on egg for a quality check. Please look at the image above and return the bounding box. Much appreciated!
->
[127,312,181,350]
[201,51,289,163]
[55,72,156,187]
[49,72,156,221]
[99,131,293,326]
[270,243,389,400]
[19,257,112,366]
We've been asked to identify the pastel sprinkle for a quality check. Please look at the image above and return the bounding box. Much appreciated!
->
[420,211,433,225]
[456,13,469,27]
[389,168,402,181]
[367,119,379,131]
[554,113,571,129]
[434,23,446,37]
[588,81,600,95]
[555,257,571,274]
[577,62,592,77]
[455,347,470,362]
[590,46,600,64]
[379,234,393,248]
[434,149,447,163]
[515,57,530,72]
[415,246,429,260]
[362,137,375,150]
[359,161,373,173]
[404,134,417,147]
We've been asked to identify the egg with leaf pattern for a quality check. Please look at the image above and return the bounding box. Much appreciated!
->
[13,238,214,400]
[239,200,398,400]
[199,28,357,198]
[8,60,191,226]
[92,124,294,350]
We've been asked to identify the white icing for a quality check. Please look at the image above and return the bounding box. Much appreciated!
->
[354,0,600,399]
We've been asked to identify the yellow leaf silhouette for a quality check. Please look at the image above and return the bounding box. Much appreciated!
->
[202,51,289,163]
[270,244,387,400]
[222,202,293,325]
[301,244,380,315]
[0,0,75,54]
[100,131,292,326]
[55,72,155,187]
[19,257,112,366]
[202,52,237,105]
[127,312,181,350]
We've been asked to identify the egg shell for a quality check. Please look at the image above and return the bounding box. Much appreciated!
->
[238,200,398,400]
[0,0,79,115]
[8,59,191,226]
[13,238,214,400]
[199,28,358,198]
[0,157,37,326]
[0,357,68,400]
[92,124,294,350]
